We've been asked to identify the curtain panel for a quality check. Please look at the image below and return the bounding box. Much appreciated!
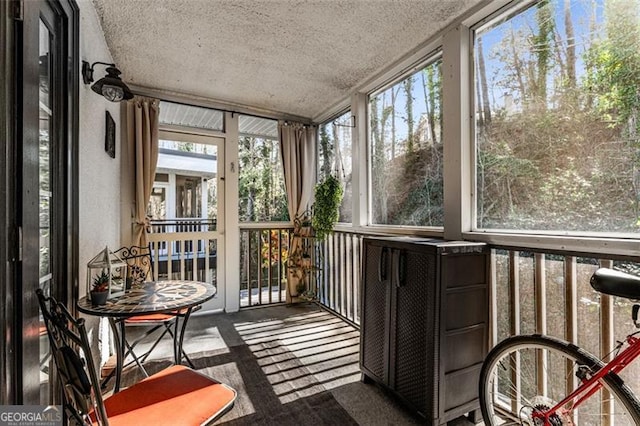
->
[126,97,160,248]
[278,121,316,301]
[279,121,317,220]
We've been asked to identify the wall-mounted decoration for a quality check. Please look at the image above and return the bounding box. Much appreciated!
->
[105,111,115,158]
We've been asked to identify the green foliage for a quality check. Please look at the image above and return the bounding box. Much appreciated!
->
[474,1,640,232]
[318,125,334,180]
[584,2,640,135]
[238,136,289,222]
[312,175,344,240]
[532,0,554,105]
[92,271,110,292]
[403,76,415,152]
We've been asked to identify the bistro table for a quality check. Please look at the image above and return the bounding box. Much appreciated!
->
[77,280,216,392]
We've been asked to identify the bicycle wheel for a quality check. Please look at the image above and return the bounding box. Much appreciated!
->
[479,334,640,425]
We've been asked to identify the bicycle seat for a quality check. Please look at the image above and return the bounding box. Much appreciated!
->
[591,268,640,300]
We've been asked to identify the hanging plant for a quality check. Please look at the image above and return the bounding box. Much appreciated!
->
[312,175,344,241]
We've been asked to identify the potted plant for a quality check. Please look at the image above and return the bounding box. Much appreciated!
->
[311,175,344,241]
[286,176,343,303]
[91,270,110,305]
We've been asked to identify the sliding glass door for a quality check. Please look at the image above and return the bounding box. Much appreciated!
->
[3,0,79,404]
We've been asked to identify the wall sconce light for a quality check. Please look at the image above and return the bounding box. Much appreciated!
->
[82,60,134,102]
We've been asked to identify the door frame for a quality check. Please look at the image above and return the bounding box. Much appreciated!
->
[156,129,226,312]
[1,0,19,404]
[1,0,78,405]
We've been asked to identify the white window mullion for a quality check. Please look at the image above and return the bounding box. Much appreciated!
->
[442,24,472,240]
[351,92,368,230]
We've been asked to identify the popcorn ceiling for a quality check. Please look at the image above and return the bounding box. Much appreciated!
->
[92,0,479,119]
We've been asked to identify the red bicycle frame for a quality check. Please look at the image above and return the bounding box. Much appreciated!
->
[532,334,640,425]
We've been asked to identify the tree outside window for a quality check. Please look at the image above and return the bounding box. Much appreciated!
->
[318,111,353,224]
[475,0,640,234]
[238,116,289,223]
[369,56,443,227]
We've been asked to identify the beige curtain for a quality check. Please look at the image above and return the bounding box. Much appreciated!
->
[279,121,316,221]
[126,97,160,247]
[279,121,316,300]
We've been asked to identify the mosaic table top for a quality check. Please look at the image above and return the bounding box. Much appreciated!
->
[77,280,216,317]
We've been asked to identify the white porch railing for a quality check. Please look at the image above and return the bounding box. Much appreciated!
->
[150,218,217,234]
[146,230,218,283]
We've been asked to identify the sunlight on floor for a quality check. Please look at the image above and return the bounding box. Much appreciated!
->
[235,310,361,404]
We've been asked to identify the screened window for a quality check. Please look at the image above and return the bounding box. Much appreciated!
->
[475,0,640,234]
[318,111,353,224]
[238,115,289,222]
[369,55,443,227]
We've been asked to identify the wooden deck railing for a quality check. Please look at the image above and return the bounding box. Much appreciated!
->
[236,227,362,325]
[488,247,640,413]
[316,231,362,326]
[239,225,292,308]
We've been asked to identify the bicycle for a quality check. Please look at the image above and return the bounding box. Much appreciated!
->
[479,267,640,425]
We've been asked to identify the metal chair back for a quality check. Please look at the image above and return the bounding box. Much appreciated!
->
[36,289,109,425]
[113,245,153,287]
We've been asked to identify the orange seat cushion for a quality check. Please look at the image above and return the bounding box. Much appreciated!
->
[125,313,176,323]
[125,308,190,323]
[93,365,236,425]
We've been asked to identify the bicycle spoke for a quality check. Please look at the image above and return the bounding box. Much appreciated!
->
[480,336,640,426]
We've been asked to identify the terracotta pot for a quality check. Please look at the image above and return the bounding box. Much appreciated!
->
[90,290,108,306]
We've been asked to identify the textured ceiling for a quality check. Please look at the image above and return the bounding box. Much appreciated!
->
[92,0,481,120]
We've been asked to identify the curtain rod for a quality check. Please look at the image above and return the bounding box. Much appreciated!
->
[281,120,317,128]
[129,84,313,124]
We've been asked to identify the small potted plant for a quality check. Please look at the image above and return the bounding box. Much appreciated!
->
[91,270,110,306]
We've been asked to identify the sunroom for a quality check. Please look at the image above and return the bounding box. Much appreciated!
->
[3,0,640,424]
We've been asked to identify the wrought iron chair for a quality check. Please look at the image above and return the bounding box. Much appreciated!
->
[36,289,236,425]
[113,245,200,377]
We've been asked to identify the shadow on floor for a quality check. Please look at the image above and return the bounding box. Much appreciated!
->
[116,304,476,425]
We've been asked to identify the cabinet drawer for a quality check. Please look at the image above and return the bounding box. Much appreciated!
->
[442,254,487,288]
[443,325,486,373]
[445,287,487,330]
[443,365,482,411]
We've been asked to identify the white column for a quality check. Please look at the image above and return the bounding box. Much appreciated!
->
[224,112,240,312]
[351,92,368,229]
[442,24,472,240]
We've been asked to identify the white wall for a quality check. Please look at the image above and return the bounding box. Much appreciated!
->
[77,0,121,297]
[77,0,122,367]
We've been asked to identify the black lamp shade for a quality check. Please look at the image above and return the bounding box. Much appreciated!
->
[91,66,134,102]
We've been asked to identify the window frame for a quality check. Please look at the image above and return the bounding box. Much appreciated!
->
[366,49,445,232]
[318,108,355,226]
[464,0,640,256]
[311,0,640,257]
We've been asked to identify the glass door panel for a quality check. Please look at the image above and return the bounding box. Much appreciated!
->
[151,133,225,311]
[38,18,53,404]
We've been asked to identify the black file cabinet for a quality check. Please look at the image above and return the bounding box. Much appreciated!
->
[360,237,489,424]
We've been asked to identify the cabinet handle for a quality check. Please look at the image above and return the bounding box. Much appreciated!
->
[395,250,407,287]
[379,247,388,281]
